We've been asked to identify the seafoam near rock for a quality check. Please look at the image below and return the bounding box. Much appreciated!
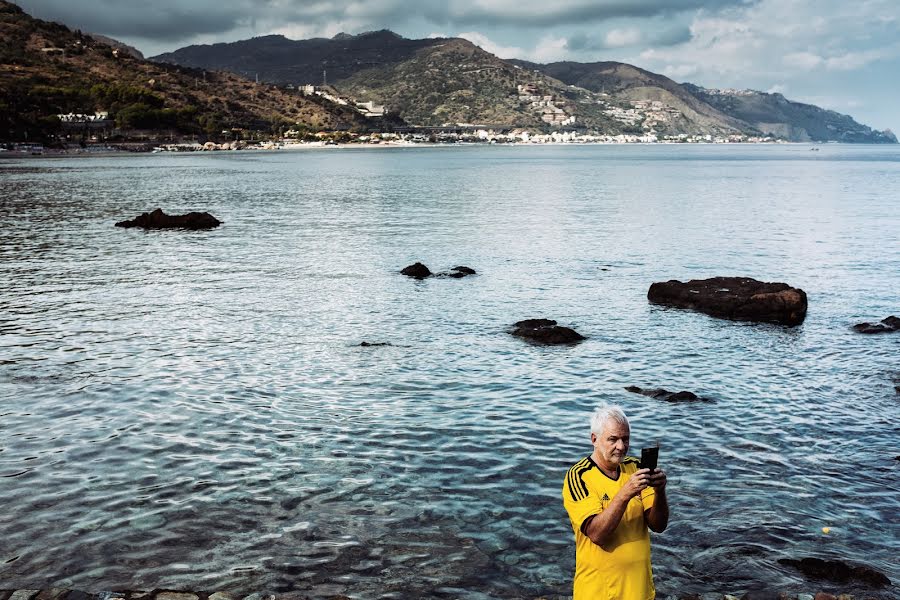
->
[852,315,900,334]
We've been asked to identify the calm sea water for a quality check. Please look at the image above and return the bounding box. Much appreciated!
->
[1,144,898,599]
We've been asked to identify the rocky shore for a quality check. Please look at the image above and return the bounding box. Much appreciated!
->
[0,588,882,600]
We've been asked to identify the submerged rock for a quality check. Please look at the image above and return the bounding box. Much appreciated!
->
[400,263,477,279]
[511,319,585,345]
[359,341,392,347]
[852,315,900,334]
[400,262,433,279]
[115,208,221,229]
[438,266,477,278]
[625,385,713,403]
[778,557,890,587]
[648,276,807,326]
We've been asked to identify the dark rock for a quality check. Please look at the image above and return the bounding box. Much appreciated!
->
[514,318,558,328]
[852,315,900,334]
[452,265,476,275]
[511,319,585,345]
[741,589,780,600]
[359,341,391,347]
[625,385,712,403]
[436,265,477,278]
[34,591,71,600]
[648,276,807,326]
[779,557,891,587]
[400,262,433,279]
[115,208,221,229]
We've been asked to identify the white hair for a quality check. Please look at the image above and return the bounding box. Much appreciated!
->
[590,405,629,435]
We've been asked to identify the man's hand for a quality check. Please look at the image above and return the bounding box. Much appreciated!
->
[621,468,652,499]
[647,468,667,490]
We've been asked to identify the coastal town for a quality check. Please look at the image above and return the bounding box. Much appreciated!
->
[3,81,780,155]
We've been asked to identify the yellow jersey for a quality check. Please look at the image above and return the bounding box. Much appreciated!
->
[562,456,656,600]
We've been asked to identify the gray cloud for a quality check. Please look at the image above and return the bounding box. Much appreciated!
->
[438,0,745,28]
[13,0,745,42]
[15,0,257,40]
[566,25,692,52]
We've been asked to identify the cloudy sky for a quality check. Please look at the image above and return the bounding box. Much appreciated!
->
[15,0,900,132]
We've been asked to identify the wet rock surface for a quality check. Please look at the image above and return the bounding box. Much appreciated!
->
[511,319,585,345]
[358,341,392,347]
[438,265,477,278]
[399,262,432,279]
[625,385,713,403]
[852,315,900,334]
[400,263,476,279]
[115,208,221,230]
[648,277,807,326]
[778,557,891,587]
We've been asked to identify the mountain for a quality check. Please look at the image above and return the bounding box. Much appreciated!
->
[510,59,749,135]
[153,30,437,85]
[153,30,894,142]
[682,84,897,143]
[154,32,745,134]
[0,0,372,143]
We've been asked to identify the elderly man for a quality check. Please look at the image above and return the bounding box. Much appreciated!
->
[562,405,669,600]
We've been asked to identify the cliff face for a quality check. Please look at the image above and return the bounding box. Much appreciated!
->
[683,84,897,143]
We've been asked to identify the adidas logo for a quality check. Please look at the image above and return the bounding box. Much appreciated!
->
[601,493,609,502]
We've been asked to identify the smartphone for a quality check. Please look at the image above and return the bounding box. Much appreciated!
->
[639,447,659,471]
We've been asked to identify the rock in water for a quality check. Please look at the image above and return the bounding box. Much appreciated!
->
[115,208,221,229]
[625,385,712,403]
[648,276,807,326]
[400,262,433,279]
[511,319,585,345]
[442,266,476,278]
[852,315,900,334]
[778,557,890,587]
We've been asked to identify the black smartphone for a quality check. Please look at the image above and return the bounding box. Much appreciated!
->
[639,447,659,471]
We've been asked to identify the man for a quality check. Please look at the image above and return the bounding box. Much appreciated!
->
[562,405,669,600]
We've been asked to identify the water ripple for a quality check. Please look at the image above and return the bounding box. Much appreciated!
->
[1,146,899,597]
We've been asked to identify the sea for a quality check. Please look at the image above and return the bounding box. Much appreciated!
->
[1,144,898,599]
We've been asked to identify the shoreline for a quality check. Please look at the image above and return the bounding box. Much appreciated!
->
[0,587,875,600]
[0,140,884,160]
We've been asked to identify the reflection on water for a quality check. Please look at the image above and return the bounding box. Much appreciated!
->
[1,145,899,598]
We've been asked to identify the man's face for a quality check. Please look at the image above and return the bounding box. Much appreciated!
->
[591,420,630,467]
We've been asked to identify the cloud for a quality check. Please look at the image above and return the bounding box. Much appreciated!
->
[634,0,900,84]
[604,28,642,48]
[662,64,699,79]
[566,24,690,52]
[783,52,823,70]
[15,0,251,40]
[456,31,568,62]
[14,0,743,45]
[456,31,527,59]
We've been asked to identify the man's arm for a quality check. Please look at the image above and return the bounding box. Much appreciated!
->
[582,468,650,547]
[644,468,669,533]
